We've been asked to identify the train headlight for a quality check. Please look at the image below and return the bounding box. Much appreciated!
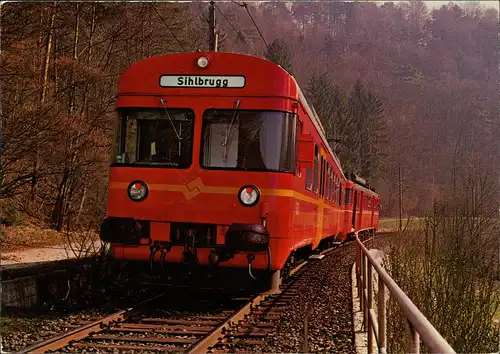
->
[197,56,209,68]
[238,185,260,207]
[128,181,148,202]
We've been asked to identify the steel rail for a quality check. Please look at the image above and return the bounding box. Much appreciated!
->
[18,234,361,354]
[188,239,351,353]
[355,230,456,354]
[186,294,266,354]
[18,293,165,353]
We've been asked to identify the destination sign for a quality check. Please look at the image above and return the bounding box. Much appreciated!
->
[159,75,246,88]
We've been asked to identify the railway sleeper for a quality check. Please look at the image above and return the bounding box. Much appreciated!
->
[117,323,215,331]
[185,315,229,320]
[87,334,197,344]
[253,323,274,328]
[252,310,285,316]
[228,332,268,338]
[278,294,297,299]
[259,315,281,321]
[259,301,288,306]
[107,327,209,336]
[220,338,267,346]
[71,342,182,352]
[141,318,220,326]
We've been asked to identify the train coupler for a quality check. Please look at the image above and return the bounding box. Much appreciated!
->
[208,247,235,266]
[225,223,270,252]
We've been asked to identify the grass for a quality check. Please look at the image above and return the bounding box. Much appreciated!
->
[378,217,425,232]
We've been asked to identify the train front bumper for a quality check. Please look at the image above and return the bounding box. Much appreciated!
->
[99,217,283,270]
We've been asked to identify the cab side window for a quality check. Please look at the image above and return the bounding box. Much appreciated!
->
[296,119,302,175]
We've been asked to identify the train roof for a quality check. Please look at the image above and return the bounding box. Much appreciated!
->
[292,77,345,179]
[352,182,379,197]
[118,51,345,178]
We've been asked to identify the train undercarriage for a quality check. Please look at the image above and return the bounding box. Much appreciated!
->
[100,226,353,293]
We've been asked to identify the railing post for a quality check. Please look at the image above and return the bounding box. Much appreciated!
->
[378,277,387,354]
[362,252,368,329]
[355,241,359,284]
[355,230,455,354]
[367,262,374,354]
[405,320,420,354]
[359,251,364,310]
[356,242,362,303]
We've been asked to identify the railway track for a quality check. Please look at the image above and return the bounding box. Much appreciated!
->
[19,231,395,353]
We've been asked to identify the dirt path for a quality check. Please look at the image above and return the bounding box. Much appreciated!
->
[1,225,101,265]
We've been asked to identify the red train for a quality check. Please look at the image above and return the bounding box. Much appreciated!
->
[100,52,380,289]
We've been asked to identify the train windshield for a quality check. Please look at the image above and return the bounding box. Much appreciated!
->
[201,109,295,172]
[114,108,194,168]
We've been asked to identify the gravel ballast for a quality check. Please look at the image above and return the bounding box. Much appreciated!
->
[1,235,394,353]
[253,236,393,353]
[0,284,162,352]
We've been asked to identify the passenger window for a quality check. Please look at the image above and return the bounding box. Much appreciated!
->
[345,188,352,205]
[330,169,334,202]
[313,145,319,194]
[338,179,342,204]
[334,174,337,203]
[321,157,326,197]
[319,157,323,197]
[326,166,331,201]
[330,167,333,202]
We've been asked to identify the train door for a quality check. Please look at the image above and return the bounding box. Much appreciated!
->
[358,194,364,229]
[352,190,358,229]
[370,197,375,227]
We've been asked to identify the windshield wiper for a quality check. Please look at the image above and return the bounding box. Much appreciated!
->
[160,98,182,141]
[160,98,183,157]
[222,99,241,162]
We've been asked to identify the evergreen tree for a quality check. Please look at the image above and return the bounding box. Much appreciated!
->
[264,38,293,74]
[343,80,386,180]
[304,74,385,181]
[305,73,353,154]
[305,72,335,136]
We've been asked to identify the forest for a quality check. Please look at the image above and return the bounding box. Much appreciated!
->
[1,1,498,230]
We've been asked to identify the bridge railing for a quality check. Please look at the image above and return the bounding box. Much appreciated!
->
[354,230,455,354]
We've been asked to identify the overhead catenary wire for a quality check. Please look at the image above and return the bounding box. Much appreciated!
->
[150,3,187,52]
[214,3,256,55]
[232,1,271,53]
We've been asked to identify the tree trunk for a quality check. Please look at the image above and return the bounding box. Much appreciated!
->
[31,2,57,203]
[53,2,80,230]
[81,3,96,115]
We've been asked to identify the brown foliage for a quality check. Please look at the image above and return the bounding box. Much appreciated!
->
[385,164,500,352]
[1,1,498,235]
[1,2,203,232]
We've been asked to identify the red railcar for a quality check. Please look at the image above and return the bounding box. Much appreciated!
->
[344,174,380,237]
[99,52,380,287]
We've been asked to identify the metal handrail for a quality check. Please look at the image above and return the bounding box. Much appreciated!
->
[354,230,456,354]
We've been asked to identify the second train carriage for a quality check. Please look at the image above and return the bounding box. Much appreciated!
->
[99,51,380,286]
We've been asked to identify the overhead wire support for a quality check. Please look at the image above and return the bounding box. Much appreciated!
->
[214,3,255,55]
[150,3,187,52]
[208,1,218,51]
[232,1,271,53]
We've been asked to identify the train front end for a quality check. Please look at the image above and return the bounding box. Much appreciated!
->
[99,52,302,286]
